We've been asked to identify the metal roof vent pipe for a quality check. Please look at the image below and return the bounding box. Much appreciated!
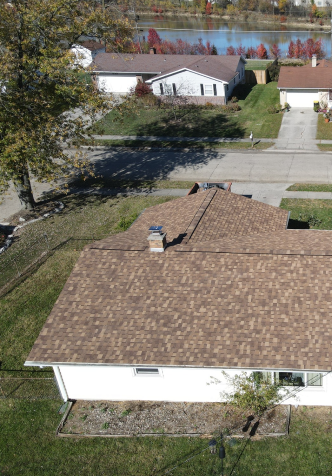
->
[150,47,156,54]
[312,54,317,67]
[147,226,167,252]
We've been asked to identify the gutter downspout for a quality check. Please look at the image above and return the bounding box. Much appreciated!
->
[53,366,68,402]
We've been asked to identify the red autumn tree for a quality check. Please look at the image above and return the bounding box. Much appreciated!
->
[205,1,212,14]
[226,45,236,55]
[236,44,246,56]
[270,43,281,58]
[147,28,162,47]
[246,46,257,58]
[256,43,268,59]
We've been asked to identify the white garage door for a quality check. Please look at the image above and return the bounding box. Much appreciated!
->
[97,74,137,94]
[286,89,319,108]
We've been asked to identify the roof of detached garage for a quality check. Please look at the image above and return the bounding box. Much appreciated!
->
[278,59,332,89]
[25,189,332,372]
[91,53,244,83]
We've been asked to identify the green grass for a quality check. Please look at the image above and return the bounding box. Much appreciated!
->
[245,60,272,70]
[280,198,332,229]
[316,114,332,140]
[69,178,196,190]
[92,139,274,149]
[2,399,332,475]
[287,183,332,192]
[317,144,332,151]
[92,83,283,139]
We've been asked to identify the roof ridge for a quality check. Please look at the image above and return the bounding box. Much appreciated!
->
[182,189,217,245]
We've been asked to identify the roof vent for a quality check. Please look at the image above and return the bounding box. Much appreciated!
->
[312,54,317,67]
[147,226,167,252]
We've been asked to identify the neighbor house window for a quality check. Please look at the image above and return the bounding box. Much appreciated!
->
[213,84,217,96]
[204,85,213,96]
[172,83,177,95]
[134,368,160,376]
[159,83,164,95]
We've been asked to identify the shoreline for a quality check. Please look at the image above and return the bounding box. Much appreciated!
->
[136,10,331,32]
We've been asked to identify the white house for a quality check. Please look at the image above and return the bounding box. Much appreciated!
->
[71,41,105,68]
[91,53,246,104]
[278,56,332,108]
[25,188,332,406]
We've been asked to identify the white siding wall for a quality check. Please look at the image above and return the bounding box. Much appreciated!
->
[150,70,226,97]
[57,365,332,406]
[97,73,138,94]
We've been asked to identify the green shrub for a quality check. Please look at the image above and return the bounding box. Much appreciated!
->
[267,63,281,81]
[267,104,280,114]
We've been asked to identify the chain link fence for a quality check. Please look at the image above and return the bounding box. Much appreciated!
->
[0,233,50,295]
[0,375,61,400]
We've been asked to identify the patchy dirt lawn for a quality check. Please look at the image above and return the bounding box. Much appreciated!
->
[60,401,289,437]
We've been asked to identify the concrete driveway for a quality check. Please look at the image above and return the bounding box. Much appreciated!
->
[273,108,319,150]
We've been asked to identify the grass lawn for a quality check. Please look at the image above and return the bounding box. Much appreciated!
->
[245,59,272,70]
[280,198,332,229]
[316,114,332,140]
[92,139,274,149]
[287,183,332,192]
[317,144,332,151]
[92,82,283,139]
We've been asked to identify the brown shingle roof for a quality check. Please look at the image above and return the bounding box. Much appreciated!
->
[278,60,332,89]
[91,53,243,83]
[27,190,332,372]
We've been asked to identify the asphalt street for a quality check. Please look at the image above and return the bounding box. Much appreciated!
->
[2,147,332,223]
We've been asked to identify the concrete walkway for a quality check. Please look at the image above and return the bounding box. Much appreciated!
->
[272,108,319,151]
[2,182,332,224]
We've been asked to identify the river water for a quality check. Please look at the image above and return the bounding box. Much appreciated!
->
[139,15,332,56]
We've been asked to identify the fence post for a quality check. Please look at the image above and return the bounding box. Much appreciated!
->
[44,232,49,250]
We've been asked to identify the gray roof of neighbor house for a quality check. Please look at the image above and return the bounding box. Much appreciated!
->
[278,59,332,89]
[27,189,332,372]
[91,53,244,83]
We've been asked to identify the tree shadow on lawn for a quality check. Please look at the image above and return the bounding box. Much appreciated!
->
[134,105,246,139]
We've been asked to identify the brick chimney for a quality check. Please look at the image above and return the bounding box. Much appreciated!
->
[312,54,317,67]
[150,47,156,54]
[147,226,167,252]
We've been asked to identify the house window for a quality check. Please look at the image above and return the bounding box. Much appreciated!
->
[307,372,323,386]
[159,83,164,95]
[200,84,204,96]
[164,84,172,95]
[253,371,323,387]
[213,84,217,96]
[134,368,160,376]
[274,372,305,387]
[204,85,213,96]
[172,83,177,95]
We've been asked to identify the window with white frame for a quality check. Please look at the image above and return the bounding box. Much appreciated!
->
[253,371,323,387]
[204,84,213,96]
[134,367,160,376]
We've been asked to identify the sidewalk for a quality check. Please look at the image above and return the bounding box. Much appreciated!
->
[92,134,332,146]
[2,183,332,224]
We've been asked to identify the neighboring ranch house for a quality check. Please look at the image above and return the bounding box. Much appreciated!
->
[278,56,332,108]
[91,53,246,104]
[26,188,332,406]
[71,41,105,68]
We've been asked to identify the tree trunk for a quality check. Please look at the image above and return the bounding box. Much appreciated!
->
[14,171,36,210]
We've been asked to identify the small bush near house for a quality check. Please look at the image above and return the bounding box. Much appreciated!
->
[280,15,287,22]
[132,82,152,97]
[222,102,241,113]
[230,96,239,103]
[267,104,281,114]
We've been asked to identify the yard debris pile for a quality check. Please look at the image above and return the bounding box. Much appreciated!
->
[60,401,288,437]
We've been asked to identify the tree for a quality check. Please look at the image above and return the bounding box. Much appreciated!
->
[0,0,133,209]
[270,43,281,58]
[236,44,246,56]
[256,43,268,59]
[147,28,162,47]
[220,371,286,417]
[226,46,236,55]
[205,1,212,14]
